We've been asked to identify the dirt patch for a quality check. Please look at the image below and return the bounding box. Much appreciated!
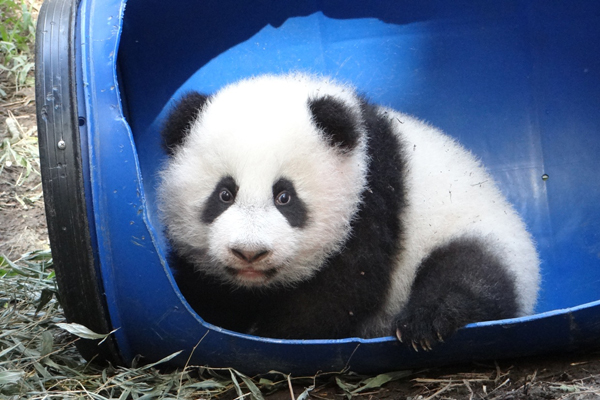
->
[0,167,48,258]
[0,78,49,259]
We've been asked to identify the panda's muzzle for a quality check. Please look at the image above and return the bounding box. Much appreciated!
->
[230,248,271,264]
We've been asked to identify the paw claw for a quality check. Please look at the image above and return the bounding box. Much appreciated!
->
[411,340,419,352]
[395,328,403,343]
[436,331,444,342]
[421,339,432,351]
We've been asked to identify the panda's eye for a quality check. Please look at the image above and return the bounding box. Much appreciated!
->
[275,191,291,206]
[219,189,234,203]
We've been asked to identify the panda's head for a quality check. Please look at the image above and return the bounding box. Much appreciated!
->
[158,74,369,289]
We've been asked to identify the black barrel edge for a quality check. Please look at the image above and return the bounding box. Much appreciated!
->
[35,0,123,365]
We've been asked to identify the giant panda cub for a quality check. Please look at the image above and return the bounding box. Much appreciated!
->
[158,73,540,350]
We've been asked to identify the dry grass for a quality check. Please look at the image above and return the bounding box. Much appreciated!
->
[0,251,271,399]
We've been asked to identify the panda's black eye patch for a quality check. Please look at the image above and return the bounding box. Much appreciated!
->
[272,178,308,228]
[201,176,238,224]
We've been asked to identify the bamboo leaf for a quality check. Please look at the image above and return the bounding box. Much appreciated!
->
[335,376,357,399]
[0,343,20,358]
[229,369,246,399]
[234,370,265,400]
[55,322,110,340]
[40,330,54,357]
[0,370,24,385]
[140,350,183,370]
[297,384,315,400]
[35,288,55,314]
[351,370,412,394]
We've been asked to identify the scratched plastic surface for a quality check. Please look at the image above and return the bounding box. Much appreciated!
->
[77,0,600,374]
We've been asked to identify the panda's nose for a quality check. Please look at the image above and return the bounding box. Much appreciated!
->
[230,248,270,263]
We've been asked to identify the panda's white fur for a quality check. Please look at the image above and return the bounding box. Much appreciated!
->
[158,73,540,343]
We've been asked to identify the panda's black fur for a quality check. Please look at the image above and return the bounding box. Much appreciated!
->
[159,74,538,348]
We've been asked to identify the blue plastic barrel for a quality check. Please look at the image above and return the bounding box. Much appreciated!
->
[36,0,600,375]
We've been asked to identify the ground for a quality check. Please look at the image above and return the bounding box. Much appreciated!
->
[1,50,599,400]
[285,353,600,399]
[0,83,49,259]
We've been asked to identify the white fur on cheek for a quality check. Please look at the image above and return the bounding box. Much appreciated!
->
[157,143,225,259]
[290,146,367,262]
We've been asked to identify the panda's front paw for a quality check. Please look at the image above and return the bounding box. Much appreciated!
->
[393,309,460,352]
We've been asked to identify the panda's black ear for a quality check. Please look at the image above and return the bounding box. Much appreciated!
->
[161,91,209,156]
[308,95,360,153]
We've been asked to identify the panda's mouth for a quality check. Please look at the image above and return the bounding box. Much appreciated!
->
[225,266,279,283]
